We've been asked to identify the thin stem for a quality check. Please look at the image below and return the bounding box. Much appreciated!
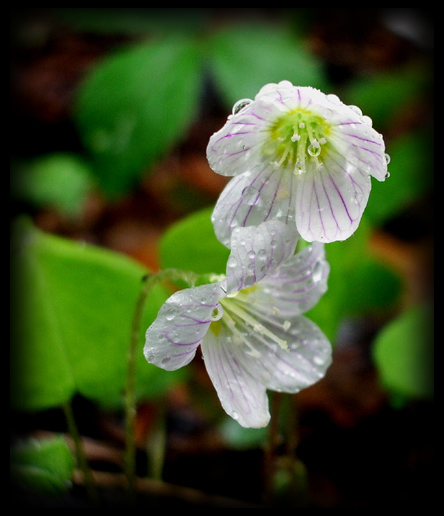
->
[262,391,283,505]
[124,269,199,504]
[63,401,100,506]
[146,401,167,481]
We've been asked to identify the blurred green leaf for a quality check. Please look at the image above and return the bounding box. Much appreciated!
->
[159,207,230,275]
[306,219,402,341]
[219,416,267,450]
[208,23,329,107]
[365,131,433,225]
[75,36,202,196]
[11,153,95,217]
[373,304,434,399]
[11,436,75,496]
[344,64,430,130]
[11,218,181,411]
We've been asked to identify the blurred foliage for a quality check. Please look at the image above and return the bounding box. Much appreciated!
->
[74,36,202,196]
[11,153,96,218]
[373,303,434,400]
[11,218,186,411]
[72,20,329,196]
[10,436,75,496]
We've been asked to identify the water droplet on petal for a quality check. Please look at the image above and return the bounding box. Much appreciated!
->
[161,356,171,365]
[313,355,326,366]
[361,115,373,127]
[231,410,239,420]
[241,185,259,205]
[308,142,321,157]
[384,153,391,165]
[211,304,224,321]
[348,104,363,116]
[326,93,341,105]
[227,256,238,268]
[166,308,176,321]
[312,261,323,283]
[248,250,256,259]
[232,98,253,115]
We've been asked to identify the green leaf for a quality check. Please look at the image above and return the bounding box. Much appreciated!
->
[11,218,180,411]
[343,64,430,130]
[75,36,202,196]
[306,219,402,342]
[372,304,434,399]
[11,436,75,496]
[208,23,329,108]
[159,207,230,275]
[11,153,95,217]
[365,131,434,225]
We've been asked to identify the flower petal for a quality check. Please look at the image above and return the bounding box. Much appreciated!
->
[254,242,329,316]
[200,327,270,428]
[206,99,278,177]
[211,160,297,247]
[332,115,388,182]
[295,155,371,242]
[225,220,299,294]
[144,282,225,371]
[229,313,332,393]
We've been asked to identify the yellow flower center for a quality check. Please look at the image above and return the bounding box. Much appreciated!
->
[263,108,332,174]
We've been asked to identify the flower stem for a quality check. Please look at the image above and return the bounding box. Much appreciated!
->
[262,391,283,505]
[62,401,100,506]
[124,269,199,504]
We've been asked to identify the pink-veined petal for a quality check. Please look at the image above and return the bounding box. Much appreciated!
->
[144,282,225,371]
[200,327,270,428]
[295,154,371,242]
[211,161,297,248]
[225,220,299,294]
[253,242,330,316]
[231,314,332,393]
[206,99,278,178]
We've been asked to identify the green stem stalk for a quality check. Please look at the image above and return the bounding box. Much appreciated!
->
[63,401,99,506]
[124,269,199,504]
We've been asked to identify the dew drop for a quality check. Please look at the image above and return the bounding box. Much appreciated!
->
[348,105,363,116]
[313,355,326,366]
[312,261,323,283]
[166,308,176,321]
[385,171,391,179]
[161,356,171,365]
[241,185,259,205]
[308,141,321,157]
[258,249,267,259]
[232,98,253,115]
[231,410,239,420]
[227,256,238,268]
[384,153,391,165]
[147,354,155,363]
[211,304,224,321]
[248,250,256,259]
[326,93,341,105]
[361,115,373,127]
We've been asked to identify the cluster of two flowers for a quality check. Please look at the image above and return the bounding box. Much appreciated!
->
[144,81,389,428]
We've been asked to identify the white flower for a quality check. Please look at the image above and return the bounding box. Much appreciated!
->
[144,221,332,428]
[207,81,388,246]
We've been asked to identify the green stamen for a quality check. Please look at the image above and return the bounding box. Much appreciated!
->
[263,108,331,174]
